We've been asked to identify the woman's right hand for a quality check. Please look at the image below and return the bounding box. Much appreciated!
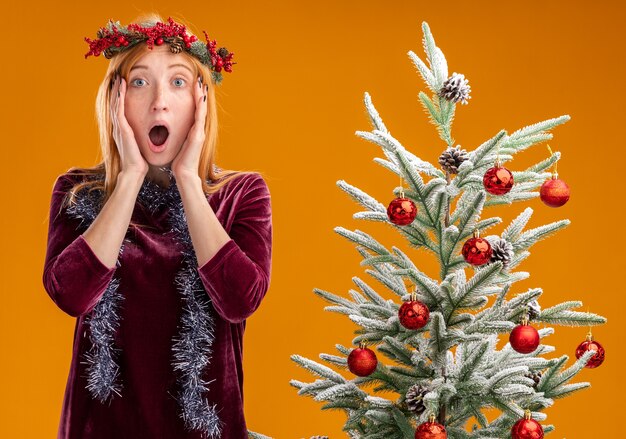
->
[110,73,149,177]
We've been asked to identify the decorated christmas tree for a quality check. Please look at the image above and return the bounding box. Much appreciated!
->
[288,22,607,438]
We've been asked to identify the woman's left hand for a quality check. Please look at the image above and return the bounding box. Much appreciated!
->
[171,77,208,179]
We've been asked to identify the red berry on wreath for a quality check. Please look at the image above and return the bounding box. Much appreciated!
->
[387,188,417,226]
[156,36,164,45]
[509,316,540,354]
[575,331,605,368]
[511,410,544,439]
[540,174,570,207]
[461,230,492,266]
[415,414,447,439]
[399,292,430,330]
[483,160,514,195]
[347,342,378,377]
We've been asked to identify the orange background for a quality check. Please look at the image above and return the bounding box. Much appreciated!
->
[3,1,624,437]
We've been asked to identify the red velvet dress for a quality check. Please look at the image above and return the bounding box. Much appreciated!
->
[42,169,272,439]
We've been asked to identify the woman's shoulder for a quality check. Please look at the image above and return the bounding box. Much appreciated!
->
[55,166,104,189]
[230,171,267,187]
[208,171,270,213]
[49,168,106,224]
[235,173,269,199]
[213,168,268,193]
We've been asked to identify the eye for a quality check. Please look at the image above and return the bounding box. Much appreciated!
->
[131,78,146,87]
[173,78,186,87]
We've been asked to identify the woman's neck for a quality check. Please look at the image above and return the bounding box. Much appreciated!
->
[146,164,173,189]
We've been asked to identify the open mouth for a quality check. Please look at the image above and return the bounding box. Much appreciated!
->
[149,125,169,146]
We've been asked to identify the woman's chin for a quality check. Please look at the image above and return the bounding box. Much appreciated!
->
[142,145,178,166]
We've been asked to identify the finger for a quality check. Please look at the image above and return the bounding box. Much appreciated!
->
[201,83,208,126]
[117,77,132,133]
[116,77,124,119]
[112,76,126,153]
[193,82,208,139]
[185,78,203,140]
[110,75,120,139]
[109,74,117,121]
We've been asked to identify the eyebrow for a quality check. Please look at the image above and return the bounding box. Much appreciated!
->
[130,63,194,74]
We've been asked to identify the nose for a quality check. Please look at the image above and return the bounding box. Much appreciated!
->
[151,86,168,112]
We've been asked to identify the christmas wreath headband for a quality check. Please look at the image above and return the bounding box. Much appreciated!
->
[84,17,235,84]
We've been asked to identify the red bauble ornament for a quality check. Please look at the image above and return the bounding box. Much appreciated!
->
[348,343,378,377]
[509,320,540,354]
[387,196,417,226]
[156,36,164,45]
[575,332,605,368]
[540,175,570,207]
[399,293,430,330]
[415,414,447,439]
[483,164,514,195]
[461,231,493,266]
[511,411,544,439]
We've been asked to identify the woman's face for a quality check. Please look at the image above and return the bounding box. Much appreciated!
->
[123,45,197,168]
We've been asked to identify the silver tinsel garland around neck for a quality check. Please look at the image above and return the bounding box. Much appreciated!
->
[65,166,223,438]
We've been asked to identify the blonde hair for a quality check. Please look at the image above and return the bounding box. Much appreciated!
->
[62,13,253,222]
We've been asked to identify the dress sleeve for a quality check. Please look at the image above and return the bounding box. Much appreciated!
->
[42,173,117,317]
[198,173,273,324]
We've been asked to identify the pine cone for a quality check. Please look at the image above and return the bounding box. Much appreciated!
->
[404,384,429,415]
[525,370,543,389]
[489,237,514,269]
[438,145,468,174]
[527,299,542,320]
[217,47,230,58]
[103,47,116,59]
[438,72,471,105]
[169,36,185,54]
[128,30,146,42]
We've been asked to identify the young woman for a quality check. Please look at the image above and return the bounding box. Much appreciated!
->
[42,14,272,439]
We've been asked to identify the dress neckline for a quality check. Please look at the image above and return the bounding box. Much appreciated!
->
[137,167,179,216]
